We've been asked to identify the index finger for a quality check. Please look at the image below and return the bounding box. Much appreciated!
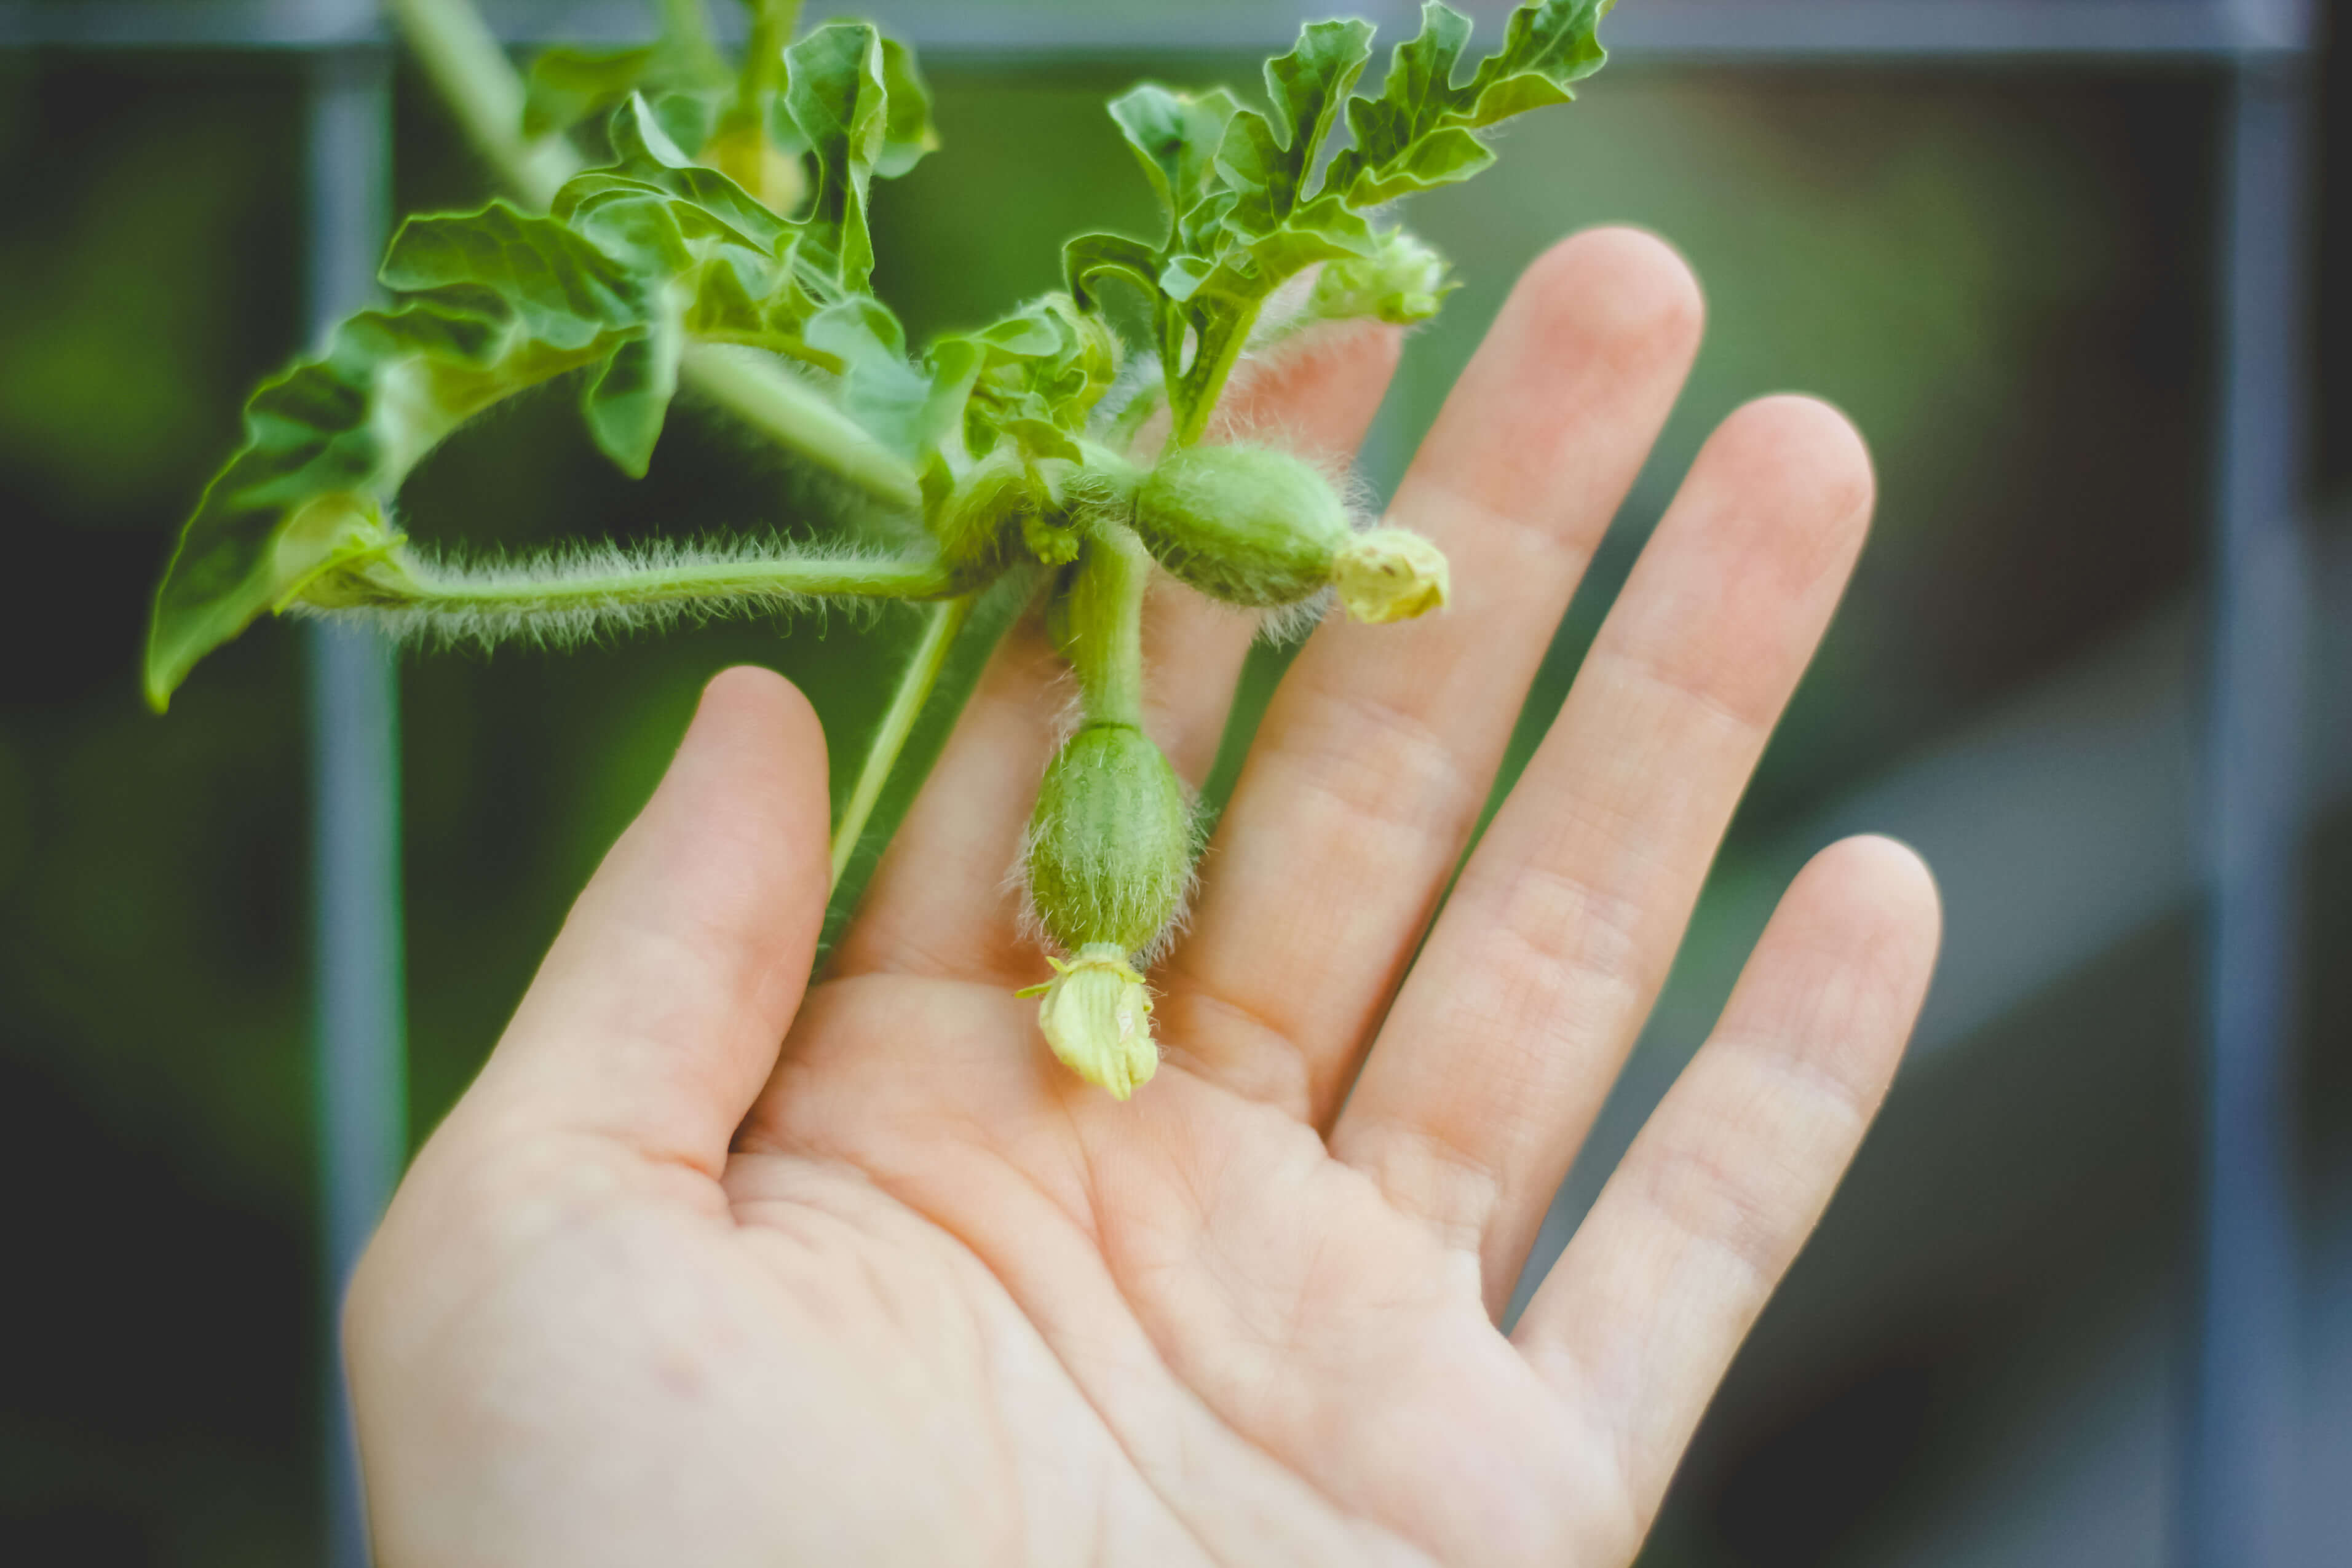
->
[440,668,833,1179]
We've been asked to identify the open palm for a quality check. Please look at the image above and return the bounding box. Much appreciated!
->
[347,230,1942,1567]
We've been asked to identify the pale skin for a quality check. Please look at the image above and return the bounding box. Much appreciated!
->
[346,228,1946,1566]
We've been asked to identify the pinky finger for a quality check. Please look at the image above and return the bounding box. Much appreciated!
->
[1510,836,1942,1524]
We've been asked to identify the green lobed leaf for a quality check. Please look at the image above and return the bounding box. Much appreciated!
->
[584,322,682,478]
[381,201,650,348]
[759,28,936,176]
[146,7,963,709]
[875,36,941,178]
[1324,0,1612,205]
[1077,0,1611,445]
[143,298,638,709]
[1061,231,1161,314]
[943,293,1120,458]
[1216,19,1375,240]
[1107,84,1239,242]
[598,95,796,248]
[803,295,942,460]
[1464,0,1615,120]
[383,196,683,475]
[781,22,894,291]
[647,89,722,158]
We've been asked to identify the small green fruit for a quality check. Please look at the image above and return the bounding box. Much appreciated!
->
[1131,445,1351,608]
[1023,723,1192,1096]
[1026,723,1194,956]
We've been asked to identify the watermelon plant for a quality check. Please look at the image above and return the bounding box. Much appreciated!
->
[145,0,1614,1098]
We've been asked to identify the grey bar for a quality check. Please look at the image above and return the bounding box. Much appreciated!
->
[2183,58,2310,1568]
[1609,0,2307,60]
[0,0,2317,58]
[303,28,400,1568]
[0,0,371,49]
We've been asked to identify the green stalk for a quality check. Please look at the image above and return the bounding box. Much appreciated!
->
[659,0,732,85]
[733,0,804,125]
[1166,301,1265,452]
[386,0,925,510]
[1058,521,1150,729]
[683,347,925,512]
[830,594,976,887]
[398,551,958,614]
[389,0,582,208]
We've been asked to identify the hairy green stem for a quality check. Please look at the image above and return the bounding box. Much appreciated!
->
[394,550,958,613]
[386,0,925,510]
[831,593,976,887]
[1166,301,1265,452]
[1057,521,1151,730]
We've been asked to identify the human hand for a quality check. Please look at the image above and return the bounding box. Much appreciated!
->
[346,229,1942,1567]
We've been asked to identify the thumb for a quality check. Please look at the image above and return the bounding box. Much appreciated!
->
[455,666,831,1177]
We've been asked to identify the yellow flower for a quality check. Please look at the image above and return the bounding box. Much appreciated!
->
[1020,946,1158,1100]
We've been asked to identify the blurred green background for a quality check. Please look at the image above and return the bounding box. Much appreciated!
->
[2,4,2348,1562]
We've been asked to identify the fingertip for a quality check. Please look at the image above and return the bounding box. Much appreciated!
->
[692,663,826,766]
[1397,224,1705,540]
[1665,395,1877,627]
[1216,315,1406,458]
[663,667,830,845]
[1519,225,1706,373]
[1788,834,1946,1042]
[1808,834,1942,939]
[1716,394,1877,530]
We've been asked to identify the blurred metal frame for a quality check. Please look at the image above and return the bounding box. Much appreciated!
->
[299,15,398,1564]
[0,0,2316,57]
[0,2,2316,1565]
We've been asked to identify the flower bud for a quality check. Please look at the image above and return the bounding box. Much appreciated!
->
[1023,944,1157,1099]
[1025,723,1194,957]
[1307,228,1454,326]
[1131,445,1351,608]
[932,448,1040,588]
[1334,527,1449,624]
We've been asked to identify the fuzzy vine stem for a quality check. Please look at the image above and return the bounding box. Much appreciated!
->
[386,0,925,511]
[830,593,977,887]
[1058,521,1152,730]
[376,548,959,616]
[1165,302,1267,453]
